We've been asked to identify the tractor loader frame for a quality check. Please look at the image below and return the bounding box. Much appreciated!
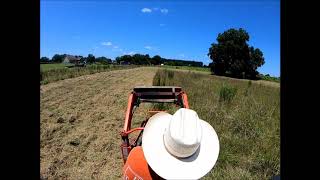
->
[120,86,190,163]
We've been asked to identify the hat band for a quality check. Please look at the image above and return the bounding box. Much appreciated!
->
[163,128,200,158]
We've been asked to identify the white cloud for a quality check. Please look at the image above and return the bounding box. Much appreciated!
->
[112,46,123,52]
[123,51,136,55]
[160,23,166,27]
[179,53,185,58]
[160,8,168,14]
[141,8,152,13]
[142,7,168,14]
[144,46,152,50]
[101,41,112,46]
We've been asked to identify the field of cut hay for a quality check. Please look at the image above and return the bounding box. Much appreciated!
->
[40,67,156,179]
[40,63,140,84]
[153,69,280,180]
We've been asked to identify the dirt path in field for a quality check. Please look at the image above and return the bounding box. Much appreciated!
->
[40,67,157,180]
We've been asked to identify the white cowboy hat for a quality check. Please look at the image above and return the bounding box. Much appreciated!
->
[142,108,220,180]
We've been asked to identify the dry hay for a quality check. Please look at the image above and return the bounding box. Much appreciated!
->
[40,67,157,179]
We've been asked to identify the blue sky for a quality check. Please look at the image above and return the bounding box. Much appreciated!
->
[40,0,280,76]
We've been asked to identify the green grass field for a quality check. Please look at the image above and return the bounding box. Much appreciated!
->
[40,63,68,71]
[153,69,280,179]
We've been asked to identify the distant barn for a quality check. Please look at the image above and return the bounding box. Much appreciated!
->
[62,55,82,65]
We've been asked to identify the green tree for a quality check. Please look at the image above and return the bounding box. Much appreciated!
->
[87,54,96,64]
[116,55,132,64]
[80,57,87,63]
[115,57,121,64]
[52,54,64,63]
[208,28,265,79]
[40,56,50,63]
[152,55,162,65]
[96,56,112,64]
[145,54,151,65]
[131,54,151,65]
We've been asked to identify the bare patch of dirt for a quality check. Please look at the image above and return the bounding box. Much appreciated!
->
[40,67,157,179]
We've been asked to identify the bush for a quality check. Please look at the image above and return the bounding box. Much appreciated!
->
[219,83,237,103]
[41,80,49,85]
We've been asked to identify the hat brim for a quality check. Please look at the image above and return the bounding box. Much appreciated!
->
[142,112,220,180]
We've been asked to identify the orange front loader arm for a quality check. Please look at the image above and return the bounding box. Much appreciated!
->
[120,86,190,163]
[123,93,136,133]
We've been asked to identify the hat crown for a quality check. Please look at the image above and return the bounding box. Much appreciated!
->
[164,108,202,158]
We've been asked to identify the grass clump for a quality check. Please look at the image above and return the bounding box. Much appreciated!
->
[219,83,237,103]
[244,80,252,96]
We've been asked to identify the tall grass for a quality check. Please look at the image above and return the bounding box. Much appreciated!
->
[152,69,280,180]
[160,65,211,73]
[40,64,140,84]
[219,83,238,103]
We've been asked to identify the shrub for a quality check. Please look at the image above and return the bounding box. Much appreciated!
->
[41,80,49,85]
[219,83,237,103]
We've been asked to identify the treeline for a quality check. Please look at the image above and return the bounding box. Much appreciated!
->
[40,53,203,67]
[161,59,203,67]
[40,54,112,64]
[259,74,280,83]
[115,54,203,66]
